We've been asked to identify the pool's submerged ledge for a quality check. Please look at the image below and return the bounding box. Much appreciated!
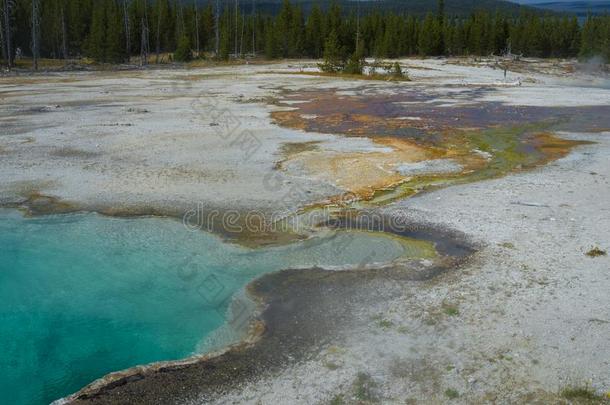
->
[54,215,477,405]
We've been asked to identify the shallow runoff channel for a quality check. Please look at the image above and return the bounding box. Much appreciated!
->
[0,208,434,405]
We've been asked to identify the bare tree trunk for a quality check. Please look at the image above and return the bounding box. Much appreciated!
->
[251,0,255,55]
[140,17,149,66]
[215,0,220,57]
[123,0,130,59]
[234,0,238,58]
[141,0,149,65]
[177,3,185,38]
[240,14,244,56]
[143,0,149,32]
[32,0,40,70]
[0,5,5,64]
[155,1,161,63]
[193,0,199,57]
[356,0,360,50]
[61,6,68,60]
[3,0,12,68]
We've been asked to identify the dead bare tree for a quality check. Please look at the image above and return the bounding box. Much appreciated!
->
[140,0,149,65]
[251,0,255,55]
[140,17,149,65]
[193,0,199,57]
[155,0,162,63]
[177,2,185,38]
[2,0,13,68]
[31,0,40,70]
[240,14,244,56]
[215,0,220,57]
[356,0,360,50]
[122,0,131,58]
[0,5,5,64]
[60,6,68,60]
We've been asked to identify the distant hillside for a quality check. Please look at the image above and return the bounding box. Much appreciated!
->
[204,0,538,16]
[515,1,610,15]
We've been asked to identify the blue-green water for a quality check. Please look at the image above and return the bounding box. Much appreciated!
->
[0,210,415,405]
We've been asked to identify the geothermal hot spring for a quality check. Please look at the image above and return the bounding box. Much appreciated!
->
[3,62,608,405]
[0,209,425,405]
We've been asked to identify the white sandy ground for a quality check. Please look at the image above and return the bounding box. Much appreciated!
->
[1,58,609,220]
[0,68,340,215]
[202,132,610,405]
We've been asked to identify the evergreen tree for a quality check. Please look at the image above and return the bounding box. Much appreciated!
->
[200,3,214,52]
[391,61,409,80]
[344,39,364,74]
[218,9,231,60]
[106,0,126,62]
[602,17,610,62]
[86,0,125,63]
[290,5,305,57]
[304,4,323,58]
[437,0,445,54]
[87,0,106,61]
[276,0,292,57]
[466,12,486,55]
[419,13,441,56]
[174,33,191,61]
[580,15,603,60]
[319,29,342,72]
[264,19,277,59]
[3,0,610,66]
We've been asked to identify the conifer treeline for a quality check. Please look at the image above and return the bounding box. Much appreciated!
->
[0,0,609,67]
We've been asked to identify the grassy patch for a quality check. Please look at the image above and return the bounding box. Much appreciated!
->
[329,394,345,405]
[353,372,379,402]
[445,388,460,399]
[498,353,513,361]
[12,57,79,69]
[586,247,607,258]
[377,319,394,329]
[326,346,345,355]
[560,385,607,403]
[443,304,460,317]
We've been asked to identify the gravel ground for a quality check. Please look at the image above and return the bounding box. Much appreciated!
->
[206,131,610,404]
